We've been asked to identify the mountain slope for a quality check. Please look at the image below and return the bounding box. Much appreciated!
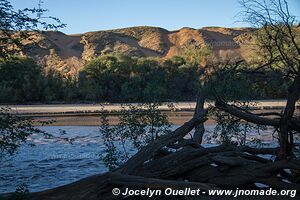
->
[19,26,257,76]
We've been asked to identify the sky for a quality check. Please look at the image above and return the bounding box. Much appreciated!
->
[10,0,300,34]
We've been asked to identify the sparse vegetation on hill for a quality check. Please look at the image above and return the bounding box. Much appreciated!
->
[2,26,264,76]
[2,22,293,104]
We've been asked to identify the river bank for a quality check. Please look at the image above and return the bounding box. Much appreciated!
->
[6,100,298,126]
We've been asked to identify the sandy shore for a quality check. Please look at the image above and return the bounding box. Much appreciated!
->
[32,111,216,126]
[5,100,298,126]
[7,100,290,114]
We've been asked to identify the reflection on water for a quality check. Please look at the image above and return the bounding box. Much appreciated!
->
[0,125,278,193]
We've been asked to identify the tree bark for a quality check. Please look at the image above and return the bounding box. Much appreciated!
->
[215,96,300,159]
[193,84,206,144]
[117,114,207,174]
[278,70,300,159]
[215,99,279,127]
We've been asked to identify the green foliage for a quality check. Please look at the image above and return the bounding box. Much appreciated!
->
[0,0,65,58]
[79,55,127,101]
[100,103,171,170]
[79,54,200,102]
[206,62,289,100]
[206,64,255,100]
[42,69,66,102]
[250,18,299,70]
[0,56,43,102]
[205,63,269,145]
[0,57,80,103]
[163,56,186,67]
[0,107,48,158]
[0,53,290,104]
[239,0,300,98]
[182,45,212,65]
[99,111,126,170]
[209,102,264,145]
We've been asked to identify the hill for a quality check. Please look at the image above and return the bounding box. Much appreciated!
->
[19,26,257,76]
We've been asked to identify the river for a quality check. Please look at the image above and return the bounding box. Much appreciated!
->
[0,125,279,193]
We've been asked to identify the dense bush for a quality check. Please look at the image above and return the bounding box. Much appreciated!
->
[0,54,290,103]
[0,57,43,102]
[78,54,200,102]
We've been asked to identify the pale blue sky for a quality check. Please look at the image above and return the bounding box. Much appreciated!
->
[10,0,300,34]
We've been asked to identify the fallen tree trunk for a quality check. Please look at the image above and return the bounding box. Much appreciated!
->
[117,113,207,174]
[215,99,300,132]
[193,84,206,144]
[31,172,218,200]
[237,146,279,155]
[5,144,299,200]
[131,145,232,178]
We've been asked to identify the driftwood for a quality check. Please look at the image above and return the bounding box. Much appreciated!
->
[25,143,300,200]
[126,143,300,190]
[20,5,300,197]
[6,114,299,200]
[31,172,218,200]
[27,110,300,199]
[237,146,279,155]
[215,99,300,132]
[193,84,206,144]
[117,113,207,174]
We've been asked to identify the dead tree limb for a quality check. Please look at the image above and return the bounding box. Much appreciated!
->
[193,84,206,144]
[32,172,218,200]
[238,146,279,155]
[215,98,279,126]
[117,114,207,174]
[278,69,300,158]
[215,98,300,132]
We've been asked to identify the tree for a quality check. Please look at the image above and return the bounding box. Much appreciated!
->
[214,0,300,159]
[96,0,300,194]
[0,0,65,58]
[18,1,300,198]
[42,68,66,102]
[79,55,126,101]
[182,44,212,66]
[0,56,43,102]
[0,107,47,159]
[0,0,64,158]
[100,103,172,170]
[79,55,201,102]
